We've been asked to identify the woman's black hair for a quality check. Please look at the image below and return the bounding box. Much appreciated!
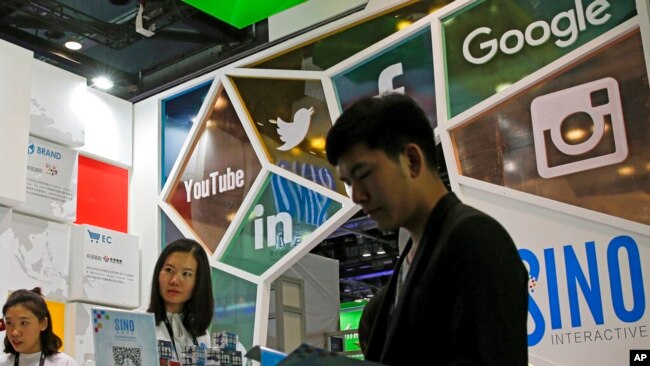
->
[147,238,214,337]
[2,287,61,356]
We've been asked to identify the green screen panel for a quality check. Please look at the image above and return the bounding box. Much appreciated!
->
[183,0,307,29]
[450,31,649,225]
[231,76,347,196]
[332,26,437,128]
[442,0,636,118]
[340,303,365,331]
[211,267,257,351]
[339,302,367,354]
[220,173,343,275]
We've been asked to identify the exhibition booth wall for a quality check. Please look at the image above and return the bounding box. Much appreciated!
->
[0,0,649,365]
[133,0,650,365]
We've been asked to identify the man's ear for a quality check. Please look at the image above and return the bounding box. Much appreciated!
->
[404,144,424,177]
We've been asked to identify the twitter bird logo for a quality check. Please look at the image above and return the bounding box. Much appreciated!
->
[271,106,314,151]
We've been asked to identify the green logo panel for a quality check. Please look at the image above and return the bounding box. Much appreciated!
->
[220,172,343,275]
[166,87,263,254]
[450,31,649,225]
[332,26,437,128]
[443,0,636,117]
[231,76,347,196]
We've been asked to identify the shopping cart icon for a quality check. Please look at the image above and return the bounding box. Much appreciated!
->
[87,230,101,243]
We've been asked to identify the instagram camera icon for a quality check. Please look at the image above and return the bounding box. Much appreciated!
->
[530,77,628,178]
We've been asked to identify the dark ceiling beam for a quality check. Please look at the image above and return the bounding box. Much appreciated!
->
[129,21,268,102]
[2,0,200,50]
[129,2,368,102]
[0,3,18,20]
[0,25,139,91]
[149,27,226,44]
[3,0,134,49]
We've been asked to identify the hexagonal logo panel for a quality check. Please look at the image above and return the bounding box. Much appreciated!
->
[219,172,343,276]
[166,85,263,253]
[442,0,636,117]
[230,75,347,196]
[331,25,438,128]
[450,30,649,225]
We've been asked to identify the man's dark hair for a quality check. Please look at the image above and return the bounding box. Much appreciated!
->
[3,287,62,356]
[147,238,214,337]
[326,93,437,170]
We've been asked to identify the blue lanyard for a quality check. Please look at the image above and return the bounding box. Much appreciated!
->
[13,352,46,366]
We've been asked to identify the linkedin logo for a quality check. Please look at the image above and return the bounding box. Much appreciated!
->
[530,77,628,178]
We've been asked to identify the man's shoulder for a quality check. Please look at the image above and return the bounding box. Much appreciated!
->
[436,195,514,242]
[444,195,497,225]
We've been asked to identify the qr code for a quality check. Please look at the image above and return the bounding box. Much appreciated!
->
[112,346,142,366]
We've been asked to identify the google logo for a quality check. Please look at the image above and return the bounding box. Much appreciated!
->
[462,0,612,65]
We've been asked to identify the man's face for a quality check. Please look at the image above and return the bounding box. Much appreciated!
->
[336,143,411,231]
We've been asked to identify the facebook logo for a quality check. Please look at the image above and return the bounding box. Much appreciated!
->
[631,350,650,365]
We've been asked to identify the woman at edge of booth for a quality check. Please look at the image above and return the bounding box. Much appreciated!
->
[147,238,214,364]
[0,288,78,366]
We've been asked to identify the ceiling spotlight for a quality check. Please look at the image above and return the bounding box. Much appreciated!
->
[376,247,386,255]
[64,40,82,50]
[361,247,371,257]
[92,76,114,90]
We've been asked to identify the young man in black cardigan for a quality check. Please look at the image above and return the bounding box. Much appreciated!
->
[326,93,529,366]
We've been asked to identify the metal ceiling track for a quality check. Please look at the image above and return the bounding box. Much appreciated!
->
[3,0,196,49]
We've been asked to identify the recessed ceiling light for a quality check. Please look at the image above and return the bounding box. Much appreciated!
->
[92,76,114,90]
[65,41,82,50]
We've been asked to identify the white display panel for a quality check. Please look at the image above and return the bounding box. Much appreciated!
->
[0,39,31,207]
[0,207,13,306]
[77,87,134,168]
[460,185,649,366]
[3,212,71,300]
[14,136,78,222]
[29,60,86,147]
[68,224,140,309]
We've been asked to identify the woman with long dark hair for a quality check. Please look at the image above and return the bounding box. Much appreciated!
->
[147,238,214,364]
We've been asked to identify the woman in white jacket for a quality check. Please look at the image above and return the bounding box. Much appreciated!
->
[147,239,214,364]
